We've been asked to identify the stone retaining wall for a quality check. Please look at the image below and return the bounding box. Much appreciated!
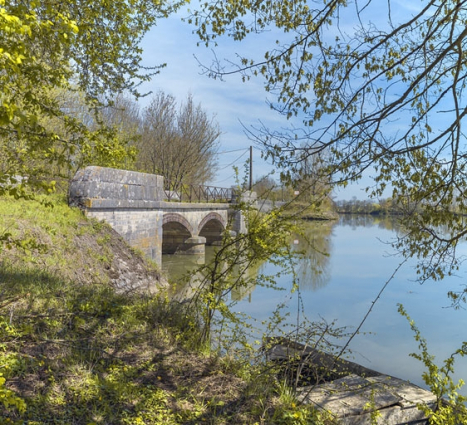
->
[69,167,164,264]
[69,166,164,209]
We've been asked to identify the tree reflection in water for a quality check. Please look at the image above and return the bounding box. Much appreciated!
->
[163,216,401,297]
[338,214,399,231]
[293,220,335,291]
[294,215,402,291]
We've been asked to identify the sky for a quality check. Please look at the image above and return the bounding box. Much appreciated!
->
[139,13,291,191]
[138,1,417,200]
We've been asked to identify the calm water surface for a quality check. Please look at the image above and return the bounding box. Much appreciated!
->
[162,215,467,394]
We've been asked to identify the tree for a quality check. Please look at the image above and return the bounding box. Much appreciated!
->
[253,174,278,199]
[188,1,467,291]
[0,0,180,196]
[137,91,220,190]
[98,95,141,149]
[292,145,332,204]
[95,94,141,170]
[0,2,78,195]
[10,89,140,192]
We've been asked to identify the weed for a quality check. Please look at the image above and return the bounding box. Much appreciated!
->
[399,304,467,424]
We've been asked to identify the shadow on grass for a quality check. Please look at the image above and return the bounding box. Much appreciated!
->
[0,268,281,424]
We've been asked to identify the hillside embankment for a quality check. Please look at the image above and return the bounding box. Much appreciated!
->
[1,195,165,294]
[0,195,327,424]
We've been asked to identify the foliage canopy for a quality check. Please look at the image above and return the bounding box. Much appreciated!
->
[0,0,180,195]
[189,0,467,289]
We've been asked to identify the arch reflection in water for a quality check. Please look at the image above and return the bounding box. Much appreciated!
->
[163,244,264,302]
[162,219,338,297]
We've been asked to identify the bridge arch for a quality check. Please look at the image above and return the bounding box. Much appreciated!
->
[163,213,194,235]
[162,213,194,254]
[198,212,226,246]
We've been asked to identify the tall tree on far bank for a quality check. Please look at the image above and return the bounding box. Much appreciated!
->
[253,175,279,199]
[137,92,220,190]
[292,145,332,206]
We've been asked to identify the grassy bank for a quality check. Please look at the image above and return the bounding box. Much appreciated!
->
[0,196,328,424]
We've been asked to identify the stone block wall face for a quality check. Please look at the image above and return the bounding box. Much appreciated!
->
[86,209,163,265]
[229,210,248,234]
[69,166,167,266]
[69,166,165,208]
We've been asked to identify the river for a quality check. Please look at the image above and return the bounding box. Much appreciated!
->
[162,215,467,395]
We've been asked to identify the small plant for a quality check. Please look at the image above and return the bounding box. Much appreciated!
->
[186,192,301,353]
[362,388,382,425]
[398,304,467,424]
[0,371,26,415]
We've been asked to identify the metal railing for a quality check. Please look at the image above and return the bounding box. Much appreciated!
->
[164,182,236,203]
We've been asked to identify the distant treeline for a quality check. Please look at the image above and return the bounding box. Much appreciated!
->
[334,198,402,215]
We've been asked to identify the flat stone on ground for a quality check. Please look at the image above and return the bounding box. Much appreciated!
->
[297,374,436,425]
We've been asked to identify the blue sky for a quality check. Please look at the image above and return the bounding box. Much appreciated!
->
[138,1,418,200]
[139,13,289,190]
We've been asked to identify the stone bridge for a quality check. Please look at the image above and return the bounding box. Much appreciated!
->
[69,167,252,266]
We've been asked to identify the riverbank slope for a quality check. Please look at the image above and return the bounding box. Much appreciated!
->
[0,195,326,424]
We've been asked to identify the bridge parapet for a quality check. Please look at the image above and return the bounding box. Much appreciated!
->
[69,166,164,209]
[164,183,234,203]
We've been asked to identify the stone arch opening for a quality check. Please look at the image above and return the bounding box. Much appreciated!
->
[162,213,194,254]
[198,213,226,246]
[162,222,192,254]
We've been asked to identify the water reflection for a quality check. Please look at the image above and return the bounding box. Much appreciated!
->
[163,246,262,302]
[161,216,402,297]
[163,219,338,294]
[294,220,335,291]
[162,252,209,284]
[230,262,260,301]
[338,214,399,231]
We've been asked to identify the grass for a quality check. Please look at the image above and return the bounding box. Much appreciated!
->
[1,194,114,286]
[0,195,330,424]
